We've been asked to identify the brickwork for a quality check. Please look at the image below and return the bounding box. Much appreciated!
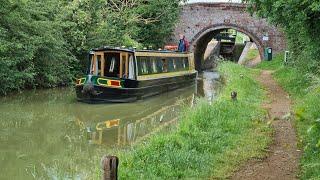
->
[171,3,286,70]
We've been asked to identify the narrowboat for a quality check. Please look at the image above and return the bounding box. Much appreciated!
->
[75,47,197,103]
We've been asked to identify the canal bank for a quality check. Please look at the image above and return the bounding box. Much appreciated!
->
[115,62,272,179]
[257,54,320,179]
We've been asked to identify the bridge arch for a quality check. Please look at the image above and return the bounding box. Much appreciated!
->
[171,3,286,70]
[191,23,264,70]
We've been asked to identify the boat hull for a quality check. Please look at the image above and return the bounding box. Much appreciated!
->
[75,72,197,103]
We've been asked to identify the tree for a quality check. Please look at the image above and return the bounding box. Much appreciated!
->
[0,0,184,95]
[247,0,320,73]
[0,0,76,94]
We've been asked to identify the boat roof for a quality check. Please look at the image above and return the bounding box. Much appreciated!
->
[91,46,135,53]
[91,46,190,54]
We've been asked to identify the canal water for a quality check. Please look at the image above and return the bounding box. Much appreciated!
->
[0,71,221,179]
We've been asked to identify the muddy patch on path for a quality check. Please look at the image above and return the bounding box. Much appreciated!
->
[232,70,300,180]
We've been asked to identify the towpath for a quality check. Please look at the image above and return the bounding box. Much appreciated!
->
[232,70,300,180]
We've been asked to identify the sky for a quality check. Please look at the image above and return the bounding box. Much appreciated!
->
[187,0,242,3]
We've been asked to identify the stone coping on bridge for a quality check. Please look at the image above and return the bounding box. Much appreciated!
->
[185,2,247,9]
[171,2,286,70]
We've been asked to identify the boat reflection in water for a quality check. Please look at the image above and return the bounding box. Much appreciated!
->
[197,71,221,104]
[73,71,221,146]
[73,85,197,146]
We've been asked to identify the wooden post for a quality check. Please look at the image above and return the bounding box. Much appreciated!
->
[101,155,119,180]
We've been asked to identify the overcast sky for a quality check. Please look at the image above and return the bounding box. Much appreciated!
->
[187,0,242,3]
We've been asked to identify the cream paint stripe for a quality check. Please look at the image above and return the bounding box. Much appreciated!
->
[135,52,193,58]
[137,70,196,81]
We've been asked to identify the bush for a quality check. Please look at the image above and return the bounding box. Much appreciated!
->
[247,0,320,74]
[0,1,76,94]
[0,0,183,95]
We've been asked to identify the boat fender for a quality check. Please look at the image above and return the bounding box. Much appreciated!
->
[81,75,101,96]
[82,83,100,96]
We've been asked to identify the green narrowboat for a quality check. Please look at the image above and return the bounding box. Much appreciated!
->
[75,47,197,103]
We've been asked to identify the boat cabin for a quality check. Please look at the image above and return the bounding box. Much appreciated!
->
[76,47,196,103]
[88,50,136,79]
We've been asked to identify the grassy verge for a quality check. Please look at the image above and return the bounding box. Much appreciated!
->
[257,54,320,179]
[244,49,259,62]
[115,62,271,179]
[255,52,284,70]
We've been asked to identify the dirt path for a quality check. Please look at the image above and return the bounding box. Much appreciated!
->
[232,70,300,180]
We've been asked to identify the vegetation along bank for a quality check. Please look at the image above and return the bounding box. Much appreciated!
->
[257,55,320,179]
[0,0,182,95]
[97,62,272,179]
[249,1,320,177]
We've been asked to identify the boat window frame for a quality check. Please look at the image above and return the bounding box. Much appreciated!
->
[120,52,129,79]
[89,54,94,74]
[91,52,105,76]
[128,54,136,80]
[161,58,168,73]
[136,56,190,75]
[134,52,194,77]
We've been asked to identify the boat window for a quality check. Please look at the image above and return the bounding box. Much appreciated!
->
[89,54,94,74]
[90,55,102,76]
[109,57,115,72]
[121,55,127,78]
[104,53,120,77]
[137,57,149,75]
[97,55,102,76]
[168,58,175,72]
[151,57,158,73]
[174,58,181,71]
[179,57,187,70]
[156,58,163,73]
[183,57,189,70]
[128,55,135,79]
[142,59,148,74]
[136,55,190,76]
[162,59,168,73]
[145,59,152,74]
[137,57,142,75]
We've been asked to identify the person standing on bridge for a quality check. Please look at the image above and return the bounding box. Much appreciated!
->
[178,34,190,52]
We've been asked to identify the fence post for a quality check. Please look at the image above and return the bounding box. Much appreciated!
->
[101,155,119,180]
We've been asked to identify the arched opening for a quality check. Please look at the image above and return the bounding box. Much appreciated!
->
[190,24,264,71]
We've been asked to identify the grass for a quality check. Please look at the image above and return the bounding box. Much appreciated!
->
[257,53,320,179]
[113,62,271,179]
[256,52,284,70]
[243,48,259,63]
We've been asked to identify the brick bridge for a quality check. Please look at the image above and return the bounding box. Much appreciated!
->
[171,3,286,70]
